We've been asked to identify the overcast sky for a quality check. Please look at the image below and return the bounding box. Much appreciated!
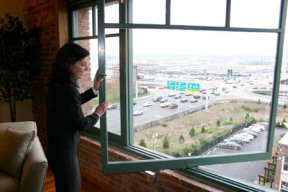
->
[100,0,284,56]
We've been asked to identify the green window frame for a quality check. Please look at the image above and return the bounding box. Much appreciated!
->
[69,0,287,190]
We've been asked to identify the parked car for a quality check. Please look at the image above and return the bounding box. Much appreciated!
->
[143,102,153,107]
[251,124,265,131]
[107,104,118,110]
[249,125,264,132]
[242,130,258,138]
[218,141,242,150]
[193,95,201,99]
[214,92,220,96]
[239,133,254,140]
[258,122,269,128]
[168,103,178,109]
[231,135,251,143]
[185,92,192,96]
[224,138,244,146]
[133,110,143,116]
[180,98,188,103]
[243,127,262,133]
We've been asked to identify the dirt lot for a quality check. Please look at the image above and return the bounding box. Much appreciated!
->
[134,102,288,155]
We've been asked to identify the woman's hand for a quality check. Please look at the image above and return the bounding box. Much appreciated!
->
[95,101,109,117]
[93,70,103,91]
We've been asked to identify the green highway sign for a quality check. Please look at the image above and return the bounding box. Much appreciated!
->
[167,81,176,90]
[187,83,200,93]
[176,82,186,91]
[167,81,199,92]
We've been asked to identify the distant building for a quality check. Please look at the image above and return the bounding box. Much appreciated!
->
[112,65,137,80]
[274,132,288,191]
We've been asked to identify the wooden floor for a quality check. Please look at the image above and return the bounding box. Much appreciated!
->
[43,167,107,192]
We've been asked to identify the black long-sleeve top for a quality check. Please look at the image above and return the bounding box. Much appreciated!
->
[46,82,99,150]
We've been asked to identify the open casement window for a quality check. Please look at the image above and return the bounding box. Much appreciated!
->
[69,0,287,188]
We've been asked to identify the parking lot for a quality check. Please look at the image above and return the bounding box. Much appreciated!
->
[202,127,288,183]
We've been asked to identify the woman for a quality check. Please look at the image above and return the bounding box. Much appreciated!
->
[46,43,108,192]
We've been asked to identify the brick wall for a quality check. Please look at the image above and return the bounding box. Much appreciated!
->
[23,0,227,191]
[23,0,59,148]
[274,135,288,191]
[78,136,227,192]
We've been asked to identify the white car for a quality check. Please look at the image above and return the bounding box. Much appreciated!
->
[249,126,263,132]
[168,93,176,97]
[160,102,171,108]
[143,102,153,107]
[243,127,261,133]
[133,110,143,116]
[159,98,167,103]
[190,99,198,103]
[239,133,254,140]
[251,124,265,131]
[232,135,251,143]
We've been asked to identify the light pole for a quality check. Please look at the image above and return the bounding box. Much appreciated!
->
[152,133,158,150]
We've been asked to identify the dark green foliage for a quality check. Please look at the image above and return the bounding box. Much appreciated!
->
[245,113,250,119]
[139,138,147,147]
[163,136,170,149]
[179,135,184,144]
[201,126,205,133]
[189,127,195,137]
[0,13,41,121]
[216,120,221,127]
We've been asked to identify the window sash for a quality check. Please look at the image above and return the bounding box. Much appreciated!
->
[68,0,288,178]
[98,0,288,174]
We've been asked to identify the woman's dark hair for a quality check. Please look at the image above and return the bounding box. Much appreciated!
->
[48,43,89,87]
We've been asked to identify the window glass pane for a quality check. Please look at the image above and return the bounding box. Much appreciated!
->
[132,29,278,158]
[231,0,281,28]
[103,36,121,135]
[284,157,288,171]
[72,7,93,38]
[104,2,119,34]
[76,37,120,135]
[201,127,287,188]
[73,40,97,121]
[132,0,165,24]
[171,0,226,26]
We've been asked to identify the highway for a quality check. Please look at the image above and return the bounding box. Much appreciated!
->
[94,77,284,134]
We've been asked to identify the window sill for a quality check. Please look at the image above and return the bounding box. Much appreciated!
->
[79,136,270,192]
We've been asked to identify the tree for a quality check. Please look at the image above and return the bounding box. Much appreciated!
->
[189,127,195,137]
[179,135,184,144]
[0,13,41,121]
[139,138,147,148]
[216,120,221,127]
[163,136,169,149]
[245,113,250,119]
[201,126,206,133]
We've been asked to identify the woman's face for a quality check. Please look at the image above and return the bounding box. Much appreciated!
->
[70,57,88,80]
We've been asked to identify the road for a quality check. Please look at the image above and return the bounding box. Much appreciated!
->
[95,80,276,134]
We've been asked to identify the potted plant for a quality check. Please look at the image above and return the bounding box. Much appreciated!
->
[0,13,41,122]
